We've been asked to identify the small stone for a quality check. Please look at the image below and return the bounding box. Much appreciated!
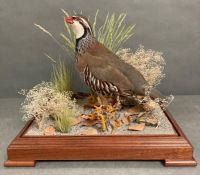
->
[43,126,56,135]
[81,127,98,135]
[128,123,145,131]
[136,113,158,127]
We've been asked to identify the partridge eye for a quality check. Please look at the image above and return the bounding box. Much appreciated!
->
[76,17,81,21]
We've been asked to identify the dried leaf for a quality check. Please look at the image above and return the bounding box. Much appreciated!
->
[81,114,90,119]
[83,104,95,109]
[71,116,82,126]
[127,105,143,114]
[94,105,103,114]
[121,117,129,125]
[136,113,158,127]
[88,113,98,120]
[106,105,115,113]
[81,127,98,135]
[80,120,99,127]
[114,119,121,128]
[80,113,98,120]
[128,123,145,131]
[43,126,56,135]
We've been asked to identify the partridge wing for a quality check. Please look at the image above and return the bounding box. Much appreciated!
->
[80,52,141,95]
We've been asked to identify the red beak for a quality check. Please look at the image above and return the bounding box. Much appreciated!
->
[65,16,73,24]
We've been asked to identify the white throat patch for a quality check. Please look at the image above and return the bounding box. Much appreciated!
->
[71,21,85,39]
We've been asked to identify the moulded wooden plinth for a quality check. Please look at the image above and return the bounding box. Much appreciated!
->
[4,110,197,167]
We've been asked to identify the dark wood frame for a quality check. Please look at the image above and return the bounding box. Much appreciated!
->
[4,110,197,167]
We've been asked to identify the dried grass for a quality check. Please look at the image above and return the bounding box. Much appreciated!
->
[51,59,72,92]
[35,10,134,58]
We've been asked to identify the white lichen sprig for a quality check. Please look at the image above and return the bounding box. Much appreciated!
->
[19,82,80,130]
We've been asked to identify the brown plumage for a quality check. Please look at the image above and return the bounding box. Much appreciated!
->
[65,15,160,103]
[76,41,147,97]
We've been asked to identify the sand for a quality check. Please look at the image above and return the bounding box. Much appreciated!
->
[25,101,176,136]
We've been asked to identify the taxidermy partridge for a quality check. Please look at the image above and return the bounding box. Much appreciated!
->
[66,15,161,104]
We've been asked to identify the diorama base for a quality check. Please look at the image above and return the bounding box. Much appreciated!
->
[4,110,197,167]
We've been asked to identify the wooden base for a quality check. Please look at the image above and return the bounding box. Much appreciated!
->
[4,160,36,167]
[165,158,197,167]
[4,110,197,167]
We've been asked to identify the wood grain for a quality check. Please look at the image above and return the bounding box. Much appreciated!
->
[4,110,197,167]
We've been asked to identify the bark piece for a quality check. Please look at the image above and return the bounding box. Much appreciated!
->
[80,120,99,127]
[128,123,145,131]
[81,127,98,135]
[128,105,143,114]
[125,105,143,118]
[136,113,158,127]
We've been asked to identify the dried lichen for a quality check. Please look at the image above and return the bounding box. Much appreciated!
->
[117,45,166,88]
[19,82,80,130]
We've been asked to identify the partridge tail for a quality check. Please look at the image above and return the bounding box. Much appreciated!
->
[150,89,165,99]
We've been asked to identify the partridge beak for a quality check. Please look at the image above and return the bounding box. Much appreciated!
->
[65,16,74,24]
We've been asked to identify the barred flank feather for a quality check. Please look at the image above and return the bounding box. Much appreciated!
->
[83,66,119,96]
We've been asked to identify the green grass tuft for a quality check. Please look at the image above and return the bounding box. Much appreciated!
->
[53,109,75,133]
[51,60,72,92]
